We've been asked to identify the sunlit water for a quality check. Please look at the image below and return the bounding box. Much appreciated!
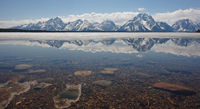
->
[0,33,200,108]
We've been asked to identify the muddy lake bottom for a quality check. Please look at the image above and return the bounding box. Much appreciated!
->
[0,33,200,108]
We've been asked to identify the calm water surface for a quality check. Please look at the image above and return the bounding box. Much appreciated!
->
[0,33,200,108]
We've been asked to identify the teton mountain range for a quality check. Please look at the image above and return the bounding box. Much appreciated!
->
[11,13,200,32]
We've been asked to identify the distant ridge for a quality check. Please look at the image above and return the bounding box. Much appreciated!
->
[172,19,200,32]
[0,28,128,32]
[0,28,51,32]
[8,13,200,32]
[196,29,200,33]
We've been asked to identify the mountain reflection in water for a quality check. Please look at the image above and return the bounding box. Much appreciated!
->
[16,38,200,56]
[28,38,199,48]
[0,33,200,109]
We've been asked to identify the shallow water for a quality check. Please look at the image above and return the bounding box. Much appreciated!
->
[0,33,200,108]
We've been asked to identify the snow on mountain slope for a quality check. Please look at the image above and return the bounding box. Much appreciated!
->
[62,19,94,31]
[97,20,119,31]
[120,20,150,31]
[157,22,173,32]
[119,13,173,32]
[119,13,153,31]
[172,19,200,32]
[11,17,65,31]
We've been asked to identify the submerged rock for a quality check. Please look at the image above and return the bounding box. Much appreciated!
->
[153,82,196,96]
[104,68,119,71]
[74,70,92,76]
[92,80,112,86]
[53,84,82,109]
[58,91,79,99]
[100,70,114,75]
[14,64,32,71]
[100,68,119,75]
[9,75,25,83]
[28,70,46,75]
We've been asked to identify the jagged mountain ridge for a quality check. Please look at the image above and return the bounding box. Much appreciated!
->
[11,17,66,31]
[119,13,173,32]
[96,20,119,31]
[11,13,200,32]
[62,19,95,31]
[172,19,200,32]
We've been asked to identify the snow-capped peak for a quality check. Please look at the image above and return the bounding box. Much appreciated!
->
[133,13,155,22]
[172,19,200,32]
[96,20,119,31]
[119,13,174,32]
[63,19,94,31]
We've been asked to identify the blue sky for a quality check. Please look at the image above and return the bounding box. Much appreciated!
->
[0,0,200,27]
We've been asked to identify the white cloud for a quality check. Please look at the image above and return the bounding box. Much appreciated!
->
[153,8,200,25]
[0,18,50,28]
[60,12,139,26]
[1,8,200,28]
[0,12,139,28]
[152,40,200,57]
[138,8,146,11]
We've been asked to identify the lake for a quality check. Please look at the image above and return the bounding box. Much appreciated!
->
[0,32,200,108]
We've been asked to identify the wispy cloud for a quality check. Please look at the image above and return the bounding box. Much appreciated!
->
[0,18,50,28]
[138,8,146,11]
[1,8,200,28]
